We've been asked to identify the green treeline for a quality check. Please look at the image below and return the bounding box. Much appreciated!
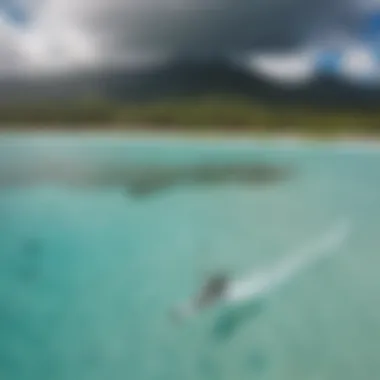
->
[0,96,379,134]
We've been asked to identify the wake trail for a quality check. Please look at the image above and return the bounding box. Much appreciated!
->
[226,218,352,304]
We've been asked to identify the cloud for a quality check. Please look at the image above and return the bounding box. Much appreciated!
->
[0,0,365,76]
[340,43,380,82]
[238,1,380,86]
[0,13,27,72]
[244,45,380,86]
[238,50,317,85]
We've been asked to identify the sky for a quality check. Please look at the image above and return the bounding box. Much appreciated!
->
[0,0,378,84]
[240,0,380,85]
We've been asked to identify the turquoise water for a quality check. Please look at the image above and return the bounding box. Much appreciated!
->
[0,135,380,380]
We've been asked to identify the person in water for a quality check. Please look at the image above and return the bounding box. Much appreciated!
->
[172,273,229,322]
[194,273,229,308]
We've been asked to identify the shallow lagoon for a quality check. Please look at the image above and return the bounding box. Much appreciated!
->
[0,134,380,380]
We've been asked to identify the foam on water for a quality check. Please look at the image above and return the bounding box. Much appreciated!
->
[226,218,352,303]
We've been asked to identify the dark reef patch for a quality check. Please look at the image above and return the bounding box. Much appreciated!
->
[125,163,295,197]
[0,159,295,197]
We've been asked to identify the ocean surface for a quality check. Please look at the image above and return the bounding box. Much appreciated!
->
[0,134,379,380]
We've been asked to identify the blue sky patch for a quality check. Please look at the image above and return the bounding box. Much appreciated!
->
[0,1,28,25]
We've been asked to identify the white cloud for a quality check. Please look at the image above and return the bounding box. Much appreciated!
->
[239,40,380,86]
[237,50,317,85]
[0,13,27,73]
[340,44,380,81]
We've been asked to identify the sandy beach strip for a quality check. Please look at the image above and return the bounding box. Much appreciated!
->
[0,126,379,151]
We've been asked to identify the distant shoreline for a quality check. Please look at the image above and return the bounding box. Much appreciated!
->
[0,126,380,147]
[1,97,379,138]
